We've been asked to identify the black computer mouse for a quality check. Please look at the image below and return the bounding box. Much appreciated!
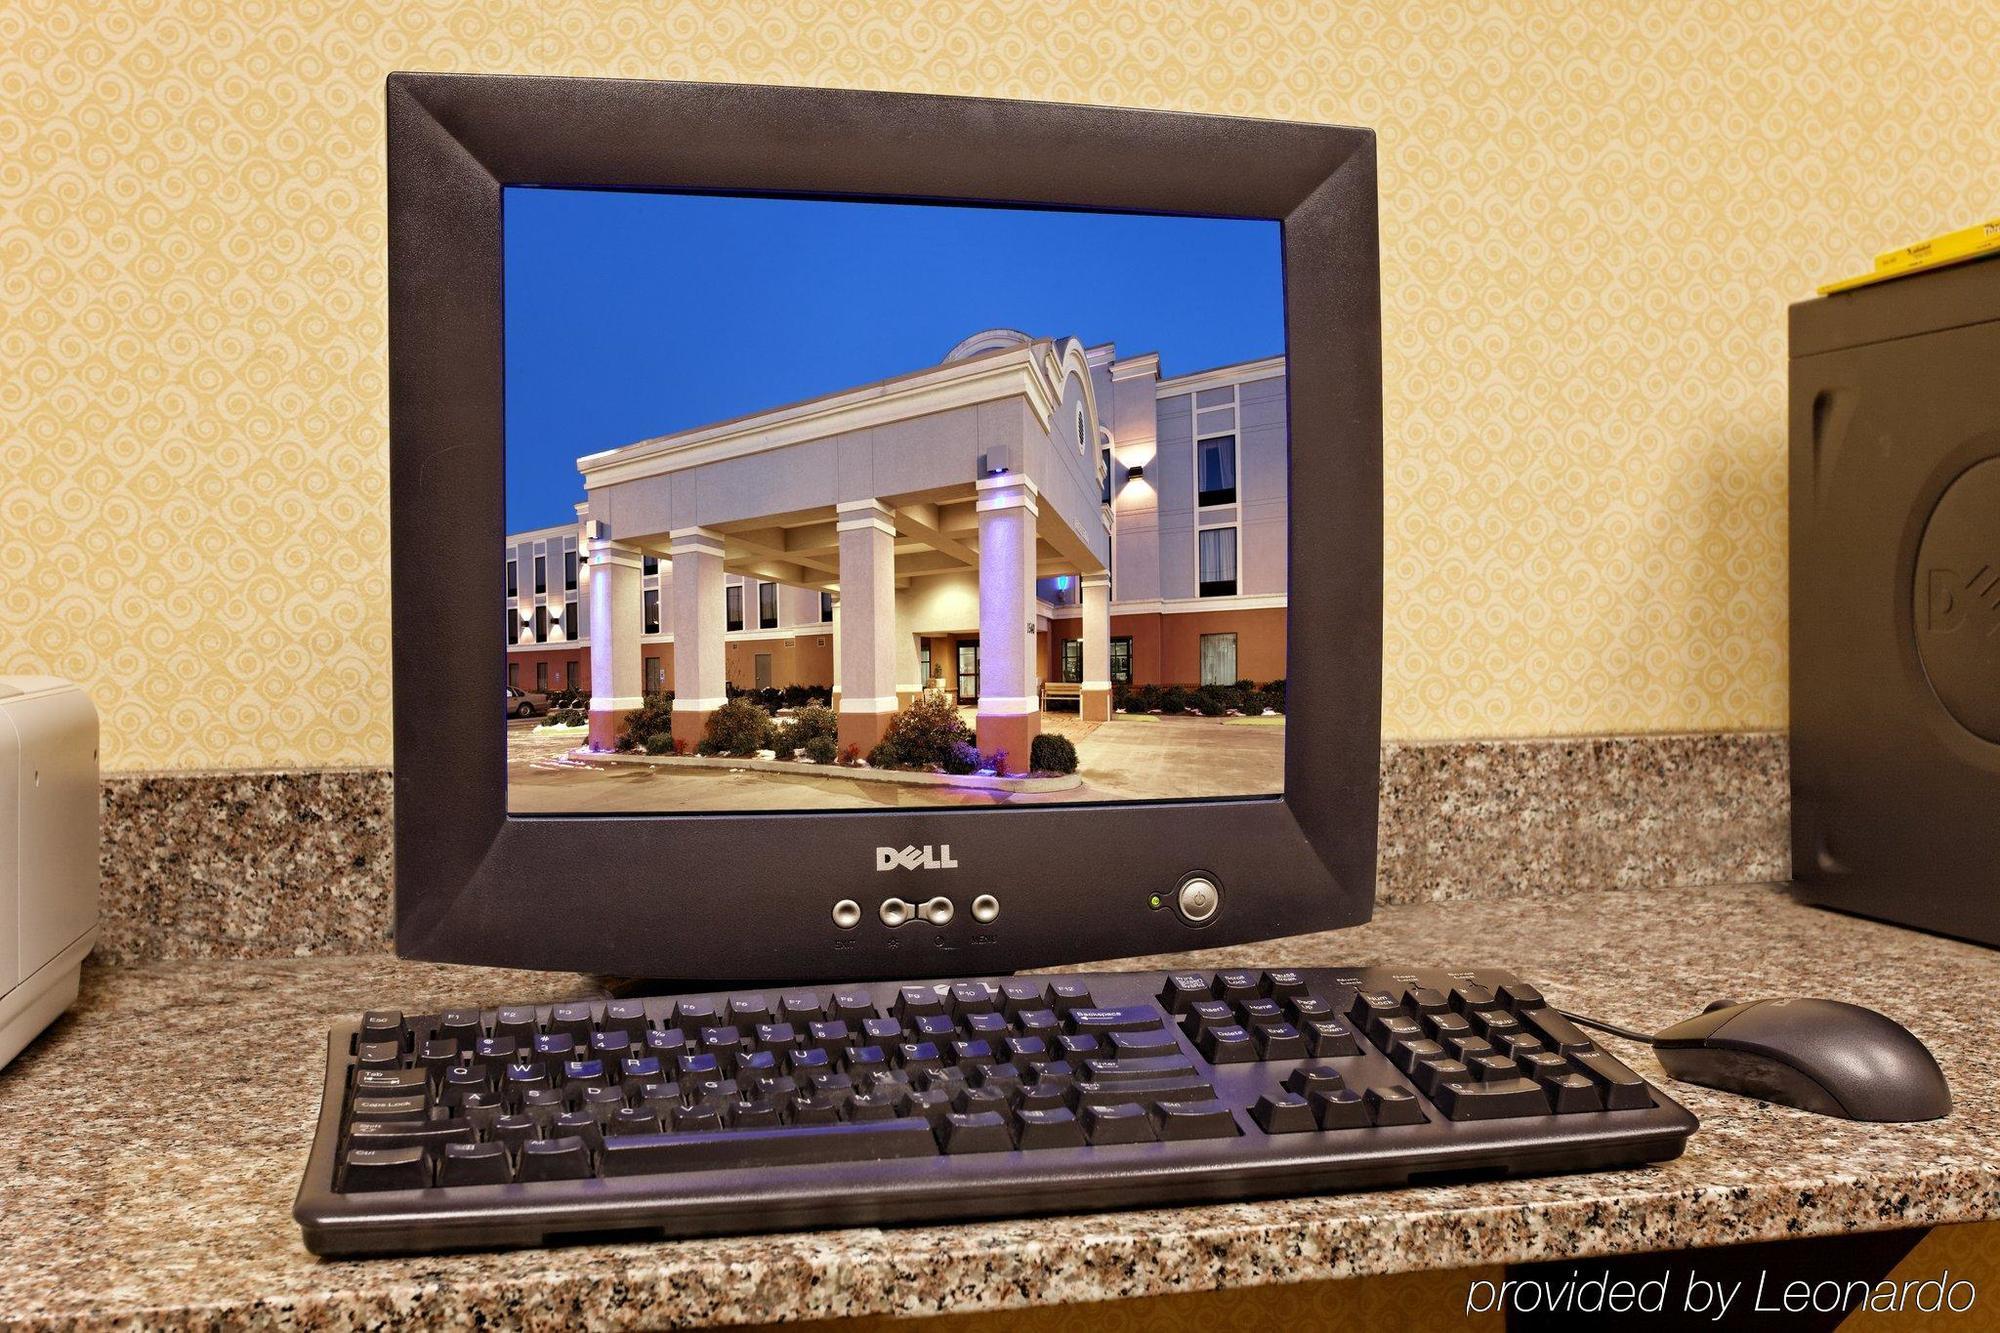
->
[1652,998,1951,1122]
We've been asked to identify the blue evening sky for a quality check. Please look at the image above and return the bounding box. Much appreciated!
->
[503,188,1284,533]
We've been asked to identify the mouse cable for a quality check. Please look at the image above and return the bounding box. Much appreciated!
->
[1559,1010,1657,1046]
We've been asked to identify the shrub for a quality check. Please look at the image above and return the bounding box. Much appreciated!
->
[1029,732,1078,774]
[1241,689,1275,715]
[1233,678,1257,695]
[1121,693,1151,714]
[617,693,675,749]
[837,742,862,766]
[698,696,775,757]
[1156,685,1191,715]
[547,706,587,727]
[1197,685,1244,714]
[642,732,674,755]
[782,704,837,758]
[867,691,974,771]
[757,686,784,711]
[939,741,980,775]
[1263,679,1287,714]
[803,733,839,764]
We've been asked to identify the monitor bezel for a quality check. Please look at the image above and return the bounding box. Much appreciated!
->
[387,73,1382,980]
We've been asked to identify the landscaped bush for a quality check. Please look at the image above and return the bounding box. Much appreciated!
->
[838,743,862,766]
[939,740,981,775]
[616,693,676,750]
[547,706,588,727]
[803,733,839,764]
[1262,679,1286,713]
[546,683,590,709]
[780,683,831,709]
[867,691,974,771]
[697,697,777,757]
[1241,689,1276,716]
[1156,685,1192,715]
[1121,683,1158,714]
[1029,732,1078,774]
[781,704,837,758]
[1196,685,1245,715]
[642,732,675,755]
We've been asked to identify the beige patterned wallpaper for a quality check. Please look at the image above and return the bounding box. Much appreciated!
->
[4,1,1997,771]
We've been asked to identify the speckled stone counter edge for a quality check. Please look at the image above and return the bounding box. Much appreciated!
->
[96,732,1785,962]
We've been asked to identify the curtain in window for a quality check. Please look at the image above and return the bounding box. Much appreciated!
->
[1198,527,1237,590]
[1198,436,1236,500]
[1199,633,1238,686]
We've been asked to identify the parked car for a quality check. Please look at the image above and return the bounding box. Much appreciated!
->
[506,686,551,718]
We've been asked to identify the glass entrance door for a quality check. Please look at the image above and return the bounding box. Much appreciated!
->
[956,641,979,704]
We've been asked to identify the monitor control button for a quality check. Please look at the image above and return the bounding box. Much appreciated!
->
[971,894,1000,923]
[920,896,954,926]
[879,898,913,928]
[1175,876,1220,925]
[832,899,862,929]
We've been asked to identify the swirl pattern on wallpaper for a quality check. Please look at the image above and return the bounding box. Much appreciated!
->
[3,0,1997,769]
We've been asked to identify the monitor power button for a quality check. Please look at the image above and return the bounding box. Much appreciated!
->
[1175,876,1221,925]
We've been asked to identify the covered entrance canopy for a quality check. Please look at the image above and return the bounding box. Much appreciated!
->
[576,331,1116,772]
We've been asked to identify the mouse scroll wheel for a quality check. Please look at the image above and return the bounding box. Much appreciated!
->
[1704,999,1740,1013]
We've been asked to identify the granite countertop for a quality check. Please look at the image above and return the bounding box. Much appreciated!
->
[4,882,1997,1330]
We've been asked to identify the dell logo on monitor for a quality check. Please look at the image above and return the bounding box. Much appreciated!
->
[877,845,959,871]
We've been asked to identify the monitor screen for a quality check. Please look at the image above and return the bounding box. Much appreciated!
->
[502,187,1289,815]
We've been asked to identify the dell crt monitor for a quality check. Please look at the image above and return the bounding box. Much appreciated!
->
[386,75,1382,981]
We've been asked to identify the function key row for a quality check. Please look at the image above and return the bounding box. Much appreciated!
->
[357,981,1113,1054]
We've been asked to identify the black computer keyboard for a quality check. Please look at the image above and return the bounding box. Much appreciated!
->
[294,967,1697,1254]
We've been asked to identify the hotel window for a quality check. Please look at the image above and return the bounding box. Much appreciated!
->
[820,590,834,623]
[506,558,517,597]
[1199,633,1238,686]
[1060,639,1082,684]
[508,661,520,687]
[643,589,660,634]
[643,554,658,576]
[919,640,932,687]
[1077,407,1087,454]
[534,554,546,595]
[1110,636,1132,684]
[1197,527,1238,597]
[533,605,549,642]
[725,584,744,632]
[563,602,577,639]
[567,659,580,690]
[507,609,518,645]
[758,581,778,629]
[644,656,664,693]
[564,549,577,590]
[1101,446,1113,504]
[536,661,549,691]
[1197,434,1237,507]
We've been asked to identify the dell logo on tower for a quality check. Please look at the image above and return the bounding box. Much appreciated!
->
[877,845,959,871]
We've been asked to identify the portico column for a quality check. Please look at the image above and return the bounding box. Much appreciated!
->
[975,474,1039,774]
[1080,571,1112,722]
[836,499,898,755]
[668,527,728,753]
[585,535,644,750]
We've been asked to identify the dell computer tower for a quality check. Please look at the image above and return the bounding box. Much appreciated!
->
[1790,257,2000,945]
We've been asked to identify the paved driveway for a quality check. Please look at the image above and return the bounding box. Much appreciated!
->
[505,715,1283,814]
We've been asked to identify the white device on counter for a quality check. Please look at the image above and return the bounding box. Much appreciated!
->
[0,677,99,1072]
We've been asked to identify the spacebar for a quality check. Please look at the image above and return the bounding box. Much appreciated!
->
[599,1120,940,1176]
